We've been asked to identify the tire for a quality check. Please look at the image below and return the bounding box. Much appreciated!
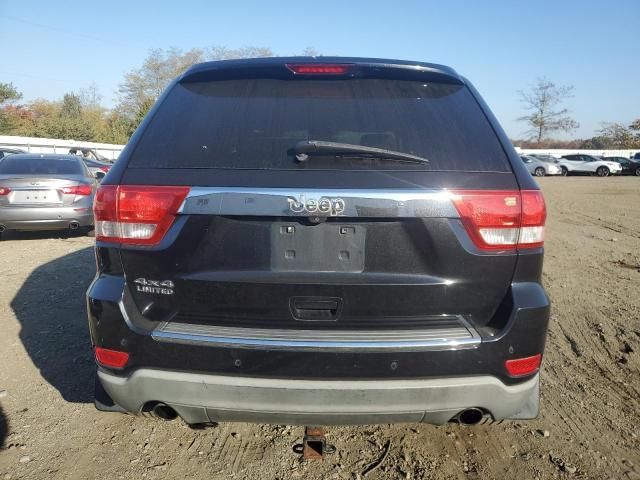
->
[596,166,610,177]
[635,167,640,177]
[560,167,568,176]
[534,167,545,177]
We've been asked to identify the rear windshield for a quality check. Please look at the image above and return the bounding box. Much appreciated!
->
[0,157,83,175]
[130,79,510,172]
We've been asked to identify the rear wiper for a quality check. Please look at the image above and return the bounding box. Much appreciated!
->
[294,140,429,164]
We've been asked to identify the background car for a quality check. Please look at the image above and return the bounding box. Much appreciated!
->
[603,156,640,176]
[68,147,115,164]
[82,158,111,180]
[0,154,96,237]
[529,154,561,164]
[0,147,27,159]
[557,154,623,177]
[520,155,562,176]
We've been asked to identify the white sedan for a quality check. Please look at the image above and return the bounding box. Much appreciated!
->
[557,154,623,177]
[520,155,562,176]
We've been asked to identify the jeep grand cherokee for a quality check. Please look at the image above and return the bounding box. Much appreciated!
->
[87,57,550,426]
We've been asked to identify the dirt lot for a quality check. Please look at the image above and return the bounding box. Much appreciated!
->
[0,177,639,480]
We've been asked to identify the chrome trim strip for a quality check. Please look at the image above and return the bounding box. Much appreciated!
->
[152,317,480,352]
[179,187,458,218]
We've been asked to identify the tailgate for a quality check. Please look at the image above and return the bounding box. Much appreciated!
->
[119,184,518,331]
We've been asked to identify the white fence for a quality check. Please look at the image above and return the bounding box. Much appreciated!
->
[515,148,638,158]
[0,135,125,161]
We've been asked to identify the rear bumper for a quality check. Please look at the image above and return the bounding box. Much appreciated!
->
[0,205,93,230]
[88,257,550,425]
[97,368,539,425]
[88,277,550,383]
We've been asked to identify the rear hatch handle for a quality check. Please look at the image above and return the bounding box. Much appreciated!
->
[290,297,343,321]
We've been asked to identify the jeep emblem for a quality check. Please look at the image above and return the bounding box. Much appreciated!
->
[288,195,345,216]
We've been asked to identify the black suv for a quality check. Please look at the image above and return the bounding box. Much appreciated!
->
[87,57,549,427]
[603,156,640,176]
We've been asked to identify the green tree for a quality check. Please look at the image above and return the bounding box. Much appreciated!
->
[0,82,22,104]
[104,109,134,144]
[13,99,60,137]
[0,82,24,133]
[52,93,95,140]
[517,78,579,143]
[60,93,82,119]
[5,91,104,141]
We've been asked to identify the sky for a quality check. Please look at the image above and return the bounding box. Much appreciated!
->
[1,0,638,139]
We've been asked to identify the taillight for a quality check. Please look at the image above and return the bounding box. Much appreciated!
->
[451,190,546,251]
[286,63,354,75]
[99,166,110,173]
[519,190,546,248]
[94,185,190,246]
[95,347,129,369]
[62,184,92,196]
[505,354,542,377]
[0,187,10,196]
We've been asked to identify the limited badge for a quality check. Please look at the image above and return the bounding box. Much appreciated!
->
[134,278,175,295]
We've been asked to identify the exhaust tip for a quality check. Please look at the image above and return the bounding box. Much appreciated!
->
[456,408,485,426]
[69,221,80,230]
[151,403,178,421]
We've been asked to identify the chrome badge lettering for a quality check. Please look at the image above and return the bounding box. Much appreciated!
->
[287,195,346,216]
[134,278,175,295]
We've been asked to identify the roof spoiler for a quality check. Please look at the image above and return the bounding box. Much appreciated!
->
[179,57,464,85]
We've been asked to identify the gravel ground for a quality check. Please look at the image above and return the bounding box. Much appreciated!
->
[0,177,639,479]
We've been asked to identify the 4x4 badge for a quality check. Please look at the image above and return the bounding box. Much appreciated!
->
[134,278,175,295]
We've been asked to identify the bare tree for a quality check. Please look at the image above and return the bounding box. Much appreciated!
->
[517,77,579,143]
[78,82,103,108]
[205,46,273,61]
[116,46,274,121]
[594,122,639,148]
[116,47,206,119]
[300,46,321,56]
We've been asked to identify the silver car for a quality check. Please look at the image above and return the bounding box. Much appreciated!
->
[529,154,560,164]
[520,155,561,177]
[0,154,96,237]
